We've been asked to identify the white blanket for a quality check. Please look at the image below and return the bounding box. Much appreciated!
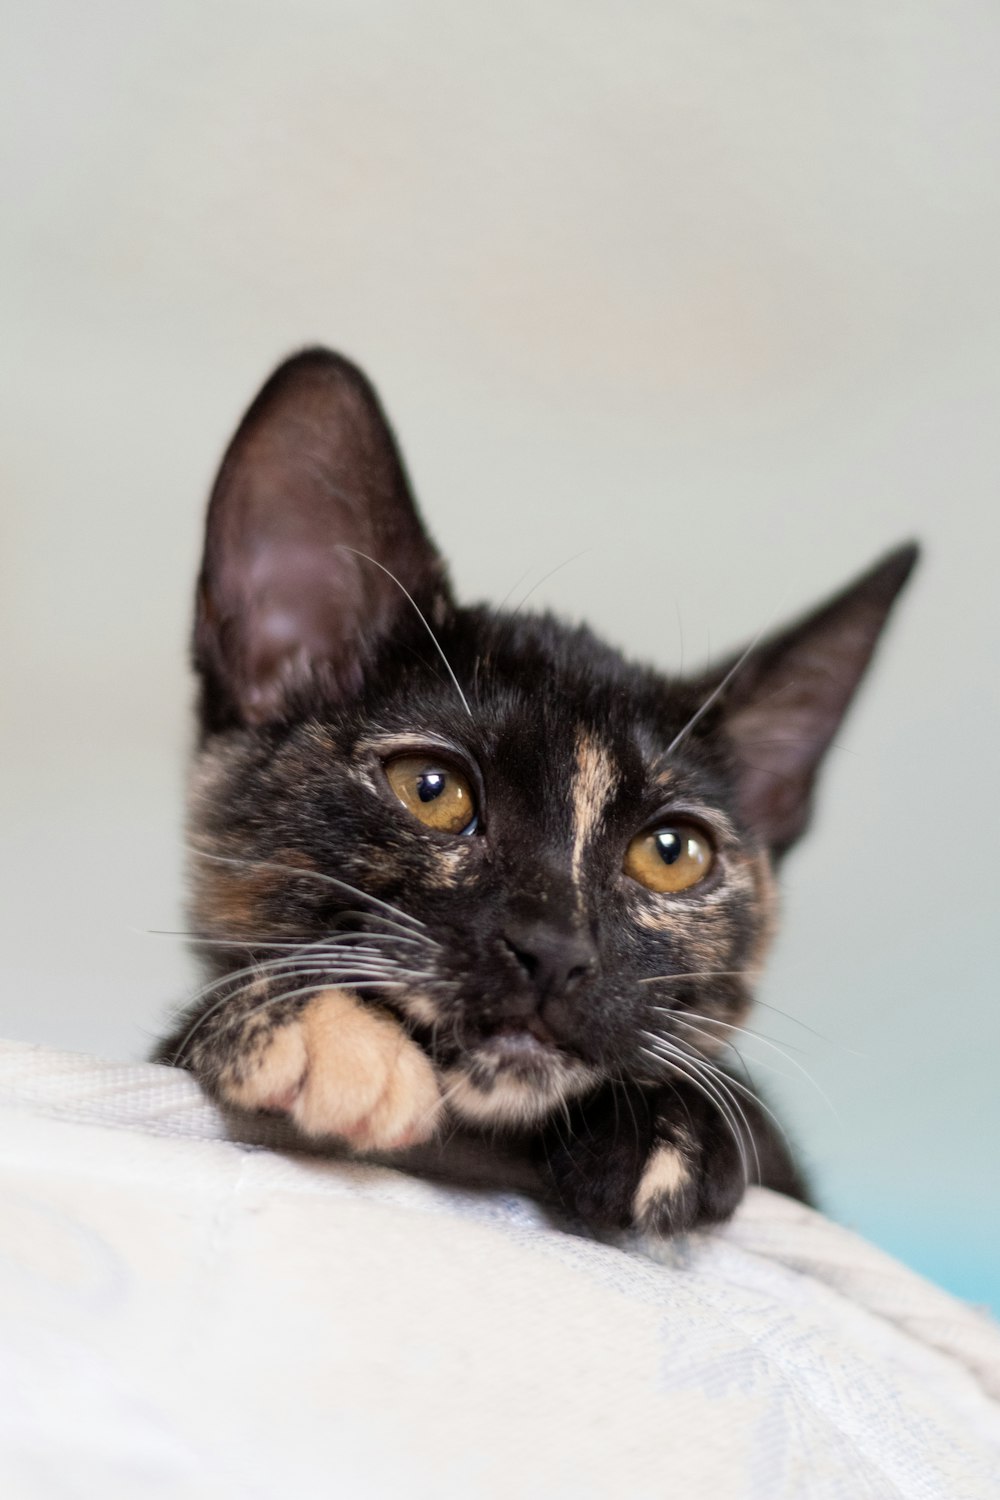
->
[1,1038,998,1499]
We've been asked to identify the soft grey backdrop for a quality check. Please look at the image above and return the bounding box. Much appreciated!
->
[2,2,997,1308]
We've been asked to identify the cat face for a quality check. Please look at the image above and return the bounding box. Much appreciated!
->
[184,348,916,1132]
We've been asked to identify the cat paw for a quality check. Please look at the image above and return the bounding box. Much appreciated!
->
[539,1081,752,1236]
[220,988,442,1151]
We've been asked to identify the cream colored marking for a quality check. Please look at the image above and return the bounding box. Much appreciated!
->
[346,763,379,796]
[187,741,236,814]
[632,1144,690,1222]
[357,731,465,758]
[745,852,780,982]
[443,1060,598,1128]
[633,861,751,929]
[444,1072,554,1127]
[570,733,618,888]
[635,905,675,934]
[396,989,440,1028]
[425,843,470,891]
[634,903,730,942]
[222,988,442,1151]
[228,1016,307,1111]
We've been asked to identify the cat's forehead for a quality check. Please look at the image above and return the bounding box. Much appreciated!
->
[475,696,701,824]
[361,607,719,812]
[462,608,698,764]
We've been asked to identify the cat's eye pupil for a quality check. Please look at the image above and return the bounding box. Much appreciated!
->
[655,830,683,865]
[417,772,446,803]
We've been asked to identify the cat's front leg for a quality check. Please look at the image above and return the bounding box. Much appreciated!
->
[159,986,443,1152]
[628,1085,747,1235]
[539,1078,807,1235]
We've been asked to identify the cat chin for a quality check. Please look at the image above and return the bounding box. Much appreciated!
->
[441,1047,601,1129]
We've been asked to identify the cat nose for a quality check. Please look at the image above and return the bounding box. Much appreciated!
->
[502,921,597,999]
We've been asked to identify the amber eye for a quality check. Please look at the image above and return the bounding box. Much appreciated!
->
[623,823,714,893]
[384,756,478,835]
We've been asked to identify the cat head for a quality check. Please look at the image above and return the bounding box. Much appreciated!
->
[187,348,917,1128]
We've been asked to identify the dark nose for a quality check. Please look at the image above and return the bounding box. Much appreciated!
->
[502,920,597,999]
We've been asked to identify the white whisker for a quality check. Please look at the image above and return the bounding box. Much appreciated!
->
[640,1030,768,1186]
[180,946,411,1010]
[337,545,472,717]
[663,585,794,759]
[168,964,429,1066]
[664,634,765,759]
[665,1010,840,1122]
[187,847,432,936]
[751,997,864,1056]
[638,970,750,986]
[641,1050,750,1188]
[509,549,590,620]
[638,1037,754,1185]
[150,928,425,953]
[330,908,442,946]
[218,979,410,1037]
[655,1030,795,1156]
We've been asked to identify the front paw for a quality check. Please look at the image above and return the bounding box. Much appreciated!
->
[539,1082,748,1235]
[219,988,443,1151]
[629,1096,749,1234]
[539,1082,659,1230]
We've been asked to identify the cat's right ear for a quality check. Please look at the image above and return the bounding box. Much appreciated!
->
[194,348,452,729]
[696,543,919,857]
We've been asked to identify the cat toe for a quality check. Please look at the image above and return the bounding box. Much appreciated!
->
[220,1016,309,1115]
[342,1040,443,1152]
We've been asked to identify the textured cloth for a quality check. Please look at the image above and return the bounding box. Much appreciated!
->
[1,1038,998,1499]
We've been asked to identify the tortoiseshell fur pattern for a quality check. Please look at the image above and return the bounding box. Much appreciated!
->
[156,348,917,1234]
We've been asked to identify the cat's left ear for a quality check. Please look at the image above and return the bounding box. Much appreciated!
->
[700,544,919,856]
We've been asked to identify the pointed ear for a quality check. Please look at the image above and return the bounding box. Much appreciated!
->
[194,348,452,728]
[700,544,919,856]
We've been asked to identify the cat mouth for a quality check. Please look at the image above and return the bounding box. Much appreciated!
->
[442,1024,599,1129]
[460,1017,594,1094]
[479,1017,564,1064]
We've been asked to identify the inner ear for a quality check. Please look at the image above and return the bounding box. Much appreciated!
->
[194,347,452,729]
[692,544,918,856]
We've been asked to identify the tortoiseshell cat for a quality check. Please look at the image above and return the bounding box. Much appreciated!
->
[157,348,917,1234]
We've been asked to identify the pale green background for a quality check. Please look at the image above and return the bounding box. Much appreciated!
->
[2,2,997,1310]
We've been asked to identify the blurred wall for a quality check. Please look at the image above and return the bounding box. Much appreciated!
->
[2,2,998,1309]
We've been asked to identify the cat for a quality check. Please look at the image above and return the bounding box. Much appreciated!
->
[156,346,917,1235]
